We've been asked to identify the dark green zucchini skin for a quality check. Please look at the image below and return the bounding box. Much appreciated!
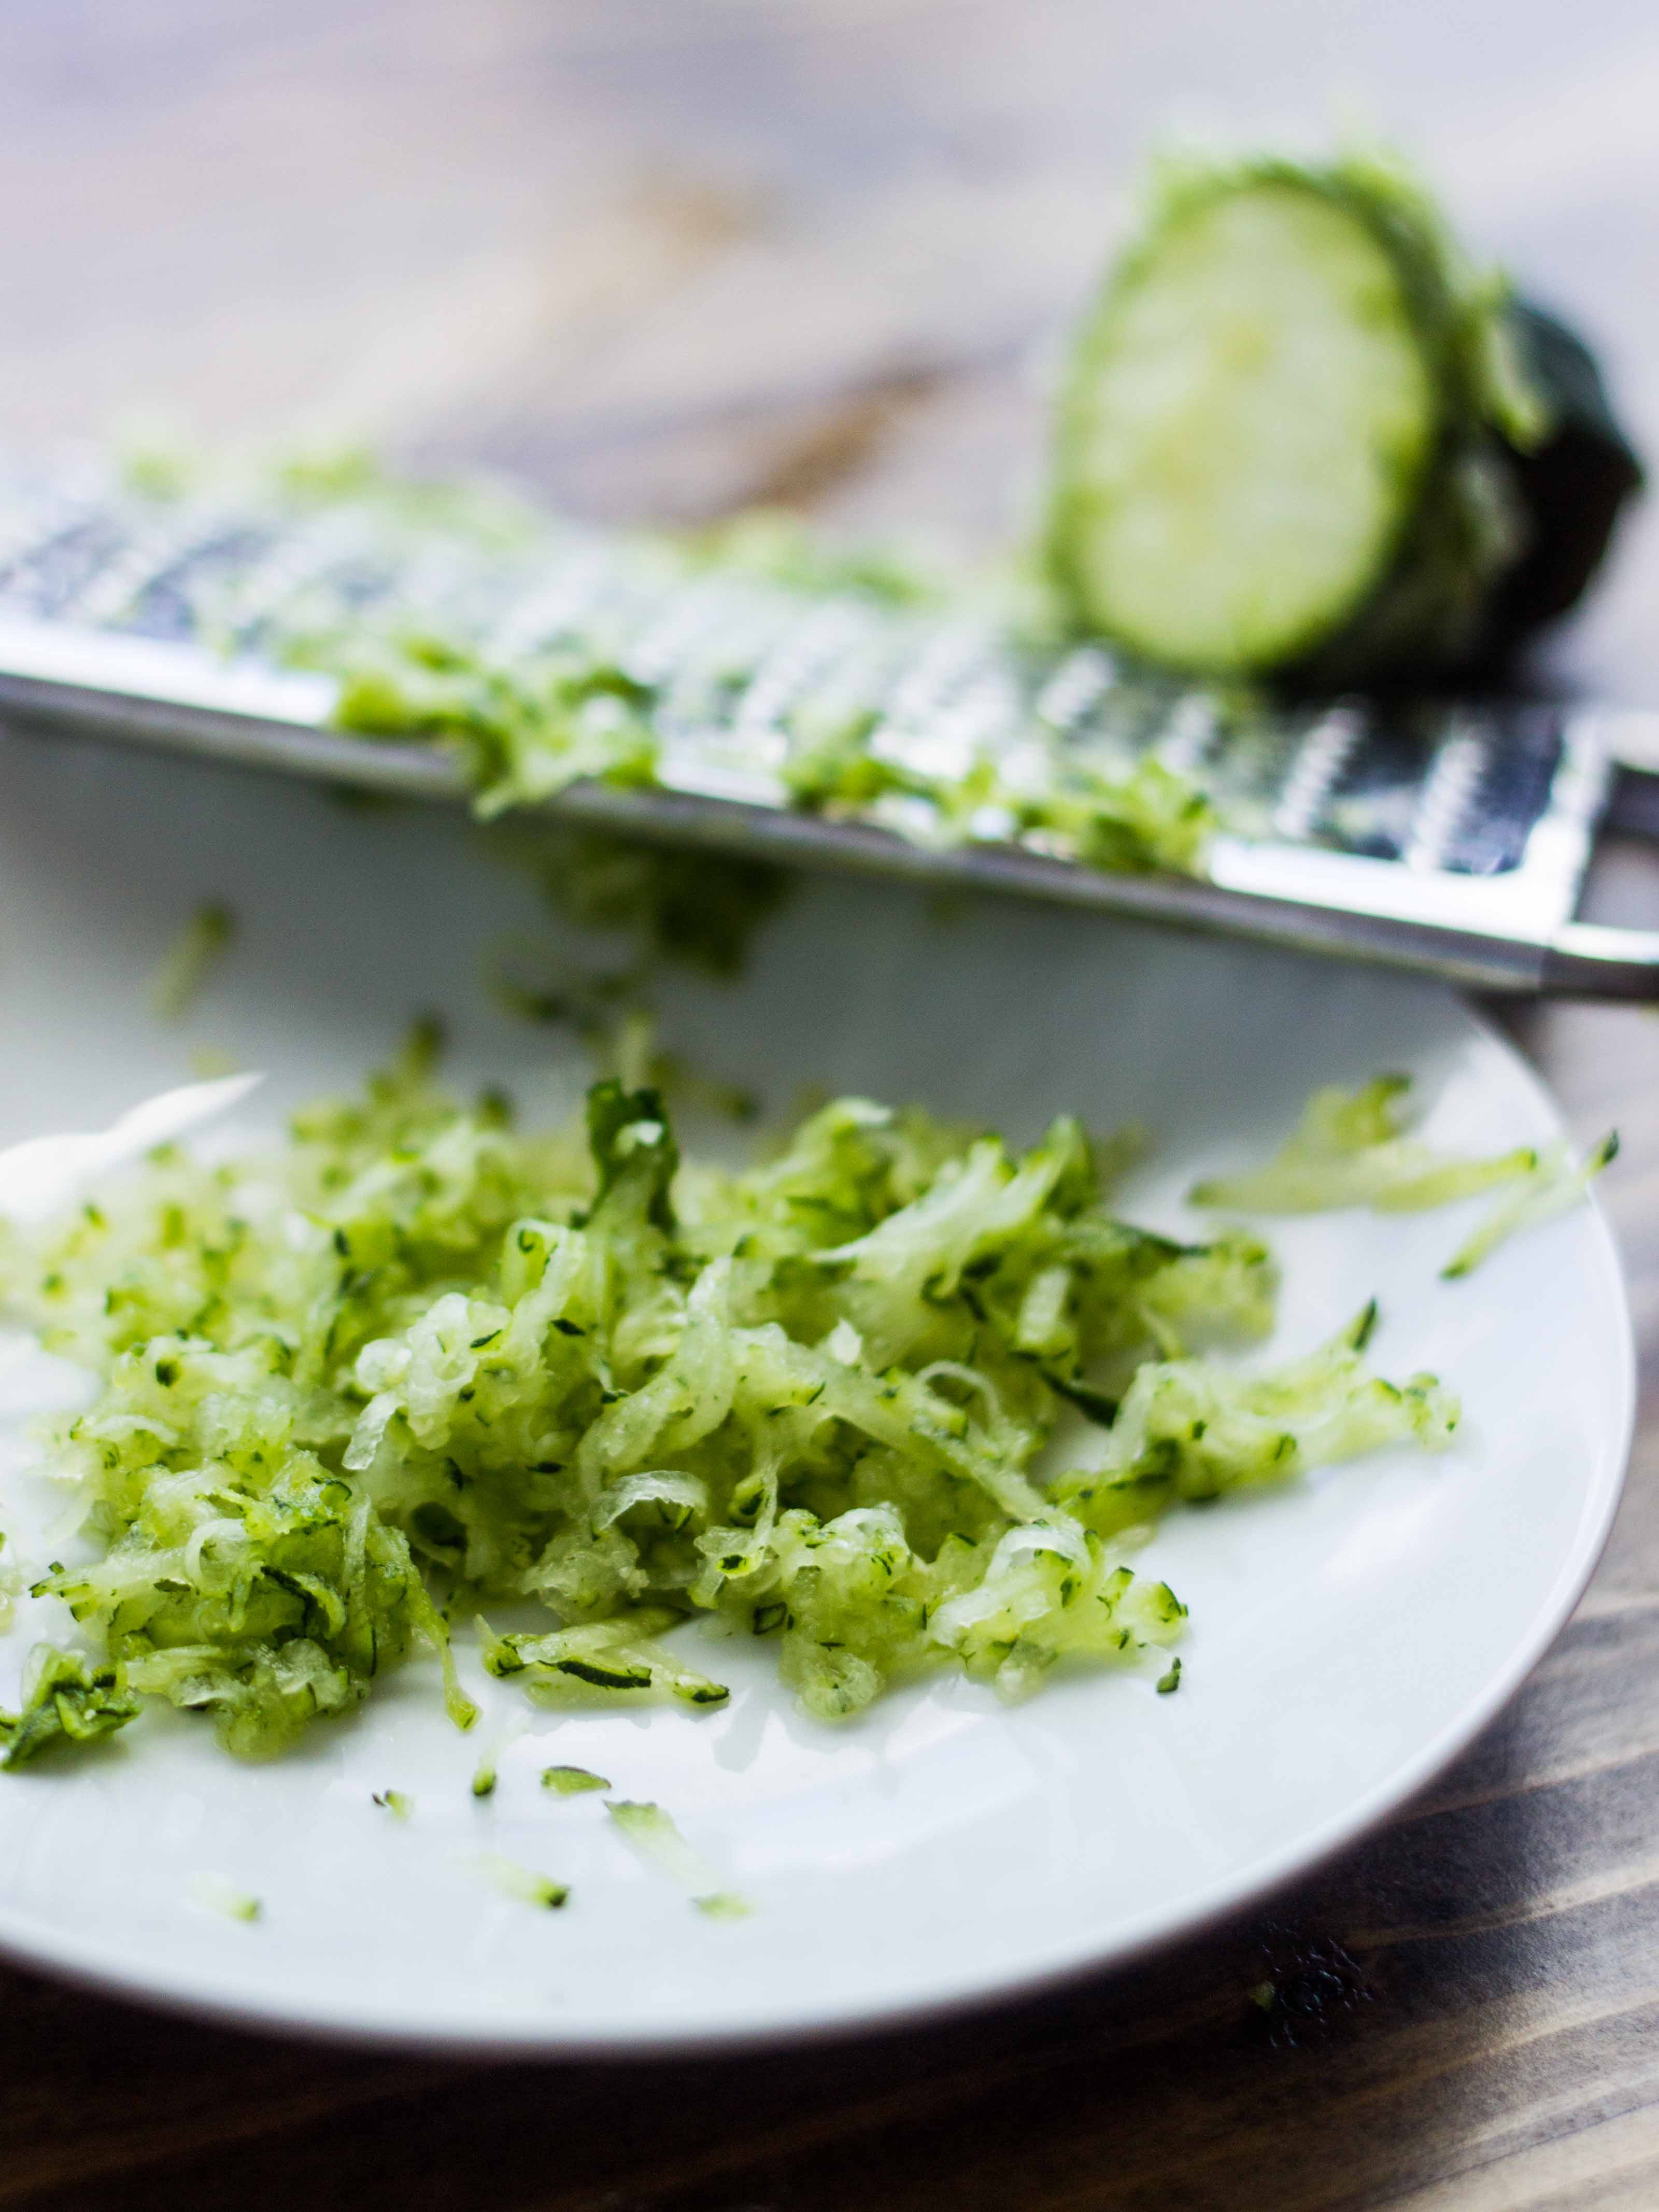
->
[1479,300,1644,663]
[1291,296,1641,691]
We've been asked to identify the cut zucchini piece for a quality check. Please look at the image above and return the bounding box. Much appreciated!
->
[1051,177,1438,673]
[1047,151,1642,685]
[1483,298,1644,655]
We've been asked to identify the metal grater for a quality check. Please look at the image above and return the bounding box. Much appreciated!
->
[0,455,1656,997]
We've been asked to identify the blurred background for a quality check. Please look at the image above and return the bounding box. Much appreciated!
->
[3,14,1659,2204]
[5,0,1656,698]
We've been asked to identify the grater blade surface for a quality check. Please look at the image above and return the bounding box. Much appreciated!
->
[0,457,1648,998]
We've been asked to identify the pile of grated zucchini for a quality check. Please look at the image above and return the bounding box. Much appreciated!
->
[0,1037,1458,1764]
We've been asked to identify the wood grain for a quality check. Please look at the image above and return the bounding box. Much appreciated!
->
[4,4,1659,2206]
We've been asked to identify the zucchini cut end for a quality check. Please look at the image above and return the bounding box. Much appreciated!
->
[1050,176,1437,676]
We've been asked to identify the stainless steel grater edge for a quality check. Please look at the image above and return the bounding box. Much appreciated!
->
[1,457,1657,999]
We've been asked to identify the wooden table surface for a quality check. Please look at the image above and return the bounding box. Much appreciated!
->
[5,5,1659,2206]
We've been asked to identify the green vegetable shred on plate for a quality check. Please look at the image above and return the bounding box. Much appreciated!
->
[0,1033,1458,1763]
[696,1892,754,1921]
[188,1872,262,1923]
[1189,1074,1541,1214]
[475,1853,569,1911]
[0,1646,140,1767]
[149,902,236,1025]
[543,1764,609,1795]
[1190,1073,1615,1278]
[605,1797,747,1917]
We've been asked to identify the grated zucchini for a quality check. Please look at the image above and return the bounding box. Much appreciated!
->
[605,1797,746,1918]
[0,1645,140,1767]
[695,1891,754,1920]
[149,903,237,1025]
[1188,1075,1540,1214]
[1191,1074,1615,1277]
[188,1872,262,1923]
[474,1852,569,1910]
[542,1764,609,1795]
[0,1037,1457,1758]
[1441,1132,1618,1280]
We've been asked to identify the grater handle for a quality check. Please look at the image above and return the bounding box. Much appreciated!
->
[1540,713,1659,994]
[1542,919,1659,999]
[1599,712,1659,839]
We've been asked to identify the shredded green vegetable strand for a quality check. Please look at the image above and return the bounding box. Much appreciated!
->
[0,1040,1457,1760]
[606,1798,711,1883]
[149,903,236,1024]
[543,1764,609,1795]
[332,625,1214,877]
[188,1872,262,1923]
[695,1891,754,1920]
[0,1538,19,1638]
[606,1797,746,1917]
[0,1645,140,1767]
[1190,1074,1614,1276]
[474,1852,569,1910]
[491,823,793,986]
[1188,1076,1540,1213]
[1441,1131,1619,1280]
[601,1805,752,1929]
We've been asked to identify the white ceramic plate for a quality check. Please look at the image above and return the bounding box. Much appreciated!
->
[0,729,1631,2054]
